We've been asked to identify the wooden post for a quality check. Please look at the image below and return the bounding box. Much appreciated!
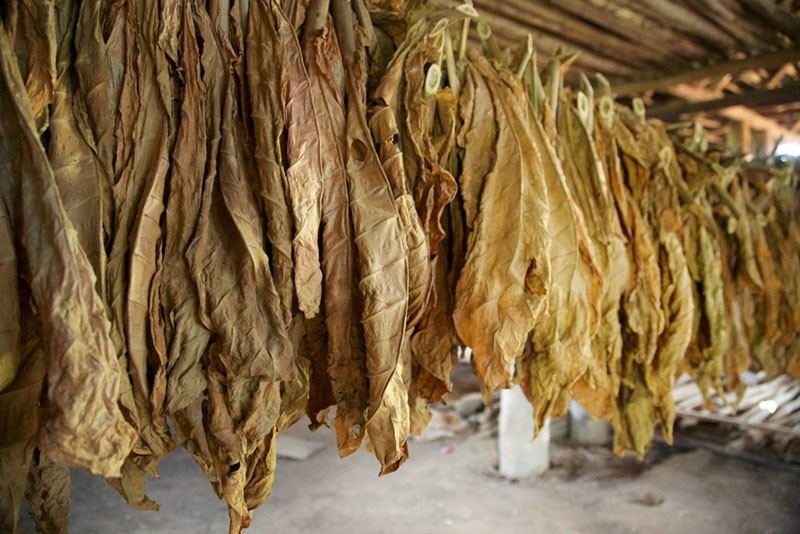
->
[498,386,550,478]
[752,129,769,157]
[726,120,752,154]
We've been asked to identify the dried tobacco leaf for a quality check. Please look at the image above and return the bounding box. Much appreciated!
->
[0,18,136,476]
[341,38,410,475]
[0,323,44,534]
[49,0,105,289]
[303,20,369,454]
[25,452,70,534]
[456,64,496,233]
[400,20,457,257]
[370,43,431,328]
[454,51,551,396]
[274,3,325,319]
[192,77,292,532]
[73,0,115,246]
[520,109,602,429]
[161,0,212,432]
[556,95,630,422]
[246,0,295,324]
[104,0,177,509]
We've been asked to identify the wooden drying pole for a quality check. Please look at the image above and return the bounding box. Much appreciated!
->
[655,83,800,147]
[613,48,800,95]
[648,83,800,120]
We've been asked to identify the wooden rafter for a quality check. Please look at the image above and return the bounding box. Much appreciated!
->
[648,83,800,119]
[657,83,800,144]
[613,49,800,95]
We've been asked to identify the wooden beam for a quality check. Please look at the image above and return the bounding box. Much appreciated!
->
[613,48,800,95]
[655,83,800,145]
[648,83,800,119]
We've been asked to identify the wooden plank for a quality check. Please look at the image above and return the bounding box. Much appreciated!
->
[648,83,800,119]
[613,48,800,94]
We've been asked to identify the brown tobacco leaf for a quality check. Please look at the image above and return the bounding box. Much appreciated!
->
[370,47,432,328]
[25,452,70,534]
[652,233,694,442]
[49,0,105,299]
[454,52,551,396]
[191,60,292,530]
[409,231,460,403]
[0,159,21,395]
[400,21,457,257]
[0,21,136,476]
[559,98,630,421]
[245,0,295,324]
[681,201,728,399]
[0,321,44,534]
[303,22,369,454]
[275,3,325,319]
[342,44,410,475]
[5,0,56,124]
[520,113,602,429]
[295,315,333,428]
[161,0,212,433]
[457,65,496,233]
[73,0,116,249]
[165,4,227,494]
[637,124,694,442]
[104,0,176,509]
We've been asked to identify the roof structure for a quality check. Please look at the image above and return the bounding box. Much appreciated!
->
[465,0,800,153]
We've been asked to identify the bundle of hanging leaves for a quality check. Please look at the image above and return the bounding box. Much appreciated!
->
[1,0,799,532]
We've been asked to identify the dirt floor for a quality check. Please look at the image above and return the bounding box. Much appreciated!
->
[20,419,800,534]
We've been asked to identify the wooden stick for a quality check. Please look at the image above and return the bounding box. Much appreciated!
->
[553,0,708,59]
[332,0,355,60]
[304,0,331,37]
[483,0,664,67]
[351,0,376,51]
